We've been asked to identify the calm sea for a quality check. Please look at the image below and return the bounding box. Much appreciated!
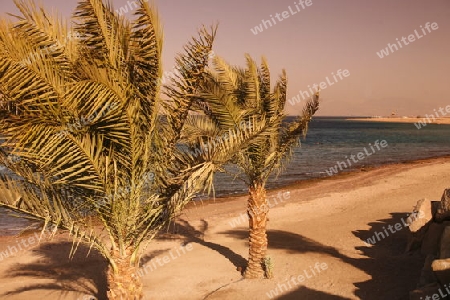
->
[210,117,450,197]
[1,117,450,234]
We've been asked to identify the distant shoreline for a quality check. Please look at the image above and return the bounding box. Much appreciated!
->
[347,117,450,125]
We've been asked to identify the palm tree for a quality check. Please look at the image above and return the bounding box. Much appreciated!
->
[190,55,320,278]
[0,0,265,298]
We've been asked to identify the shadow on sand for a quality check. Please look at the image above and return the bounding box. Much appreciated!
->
[277,286,349,300]
[1,238,171,300]
[1,218,246,299]
[168,218,248,269]
[352,212,424,300]
[221,212,423,300]
[1,212,424,300]
[1,241,109,300]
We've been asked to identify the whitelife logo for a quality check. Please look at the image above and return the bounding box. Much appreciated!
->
[0,230,52,262]
[363,211,424,246]
[288,69,350,106]
[227,191,291,228]
[135,244,194,278]
[418,283,450,300]
[266,262,328,298]
[325,140,388,176]
[414,105,450,129]
[376,22,439,58]
[250,0,313,35]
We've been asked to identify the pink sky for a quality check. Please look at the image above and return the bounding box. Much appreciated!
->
[1,0,449,116]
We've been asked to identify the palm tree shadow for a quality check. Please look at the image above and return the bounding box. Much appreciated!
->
[277,286,350,300]
[1,240,109,300]
[166,218,248,270]
[221,229,347,260]
[139,248,173,267]
[351,212,424,300]
[222,221,423,300]
[1,239,171,300]
[221,229,353,298]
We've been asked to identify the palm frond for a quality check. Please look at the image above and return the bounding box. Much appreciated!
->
[0,2,281,289]
[130,0,163,111]
[273,91,320,174]
[191,54,319,184]
[74,0,127,64]
[243,54,261,111]
[162,25,217,144]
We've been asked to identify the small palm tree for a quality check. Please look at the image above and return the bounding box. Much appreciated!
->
[0,0,265,298]
[190,55,320,278]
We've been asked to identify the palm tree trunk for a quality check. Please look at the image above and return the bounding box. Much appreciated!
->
[107,249,143,300]
[244,182,269,279]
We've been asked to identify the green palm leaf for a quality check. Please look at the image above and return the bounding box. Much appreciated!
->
[0,1,269,298]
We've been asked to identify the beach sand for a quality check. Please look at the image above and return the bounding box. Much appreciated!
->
[1,157,450,299]
[349,117,450,125]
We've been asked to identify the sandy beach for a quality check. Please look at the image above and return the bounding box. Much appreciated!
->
[0,157,450,300]
[348,117,450,125]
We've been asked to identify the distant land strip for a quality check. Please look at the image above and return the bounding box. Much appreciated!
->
[347,117,450,125]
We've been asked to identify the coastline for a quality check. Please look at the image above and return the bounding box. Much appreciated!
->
[0,156,450,298]
[2,154,450,231]
[347,117,450,125]
[190,154,450,206]
[149,155,450,299]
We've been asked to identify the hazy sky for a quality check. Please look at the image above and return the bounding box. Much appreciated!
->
[1,0,449,116]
